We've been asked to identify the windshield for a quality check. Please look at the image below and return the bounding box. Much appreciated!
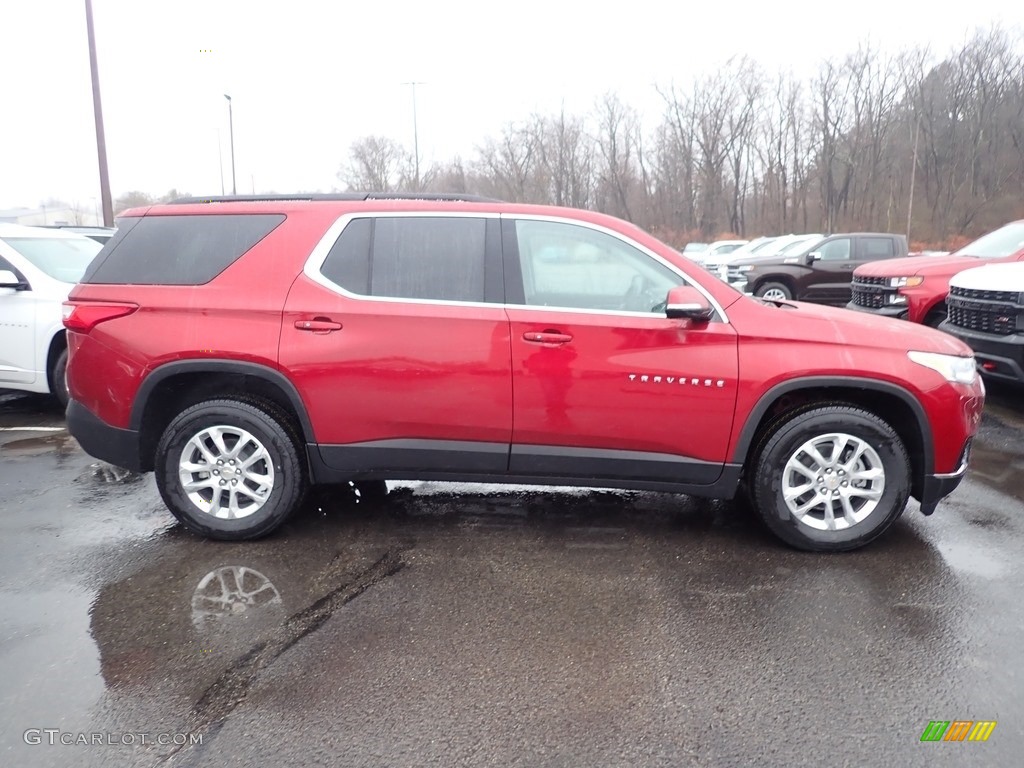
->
[2,236,103,283]
[750,238,778,253]
[955,221,1024,259]
[778,236,824,256]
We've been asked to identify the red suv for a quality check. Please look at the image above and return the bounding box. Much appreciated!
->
[63,194,985,552]
[848,220,1024,326]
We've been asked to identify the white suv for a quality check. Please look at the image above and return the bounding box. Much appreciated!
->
[0,224,103,406]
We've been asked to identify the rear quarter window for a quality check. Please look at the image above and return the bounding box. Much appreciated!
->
[81,214,285,285]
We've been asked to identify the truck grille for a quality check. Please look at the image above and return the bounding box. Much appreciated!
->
[850,276,893,309]
[946,287,1022,336]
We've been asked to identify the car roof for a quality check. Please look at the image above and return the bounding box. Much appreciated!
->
[0,223,98,240]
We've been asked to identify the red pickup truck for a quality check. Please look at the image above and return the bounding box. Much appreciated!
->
[847,220,1024,326]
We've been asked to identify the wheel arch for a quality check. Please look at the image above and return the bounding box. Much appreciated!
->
[732,377,933,500]
[752,274,797,298]
[130,360,315,472]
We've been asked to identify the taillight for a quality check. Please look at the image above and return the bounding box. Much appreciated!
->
[62,301,138,333]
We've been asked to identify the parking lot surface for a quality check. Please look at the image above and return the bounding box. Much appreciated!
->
[1,386,1022,767]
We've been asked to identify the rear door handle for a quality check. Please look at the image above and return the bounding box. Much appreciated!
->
[295,318,343,333]
[523,331,573,345]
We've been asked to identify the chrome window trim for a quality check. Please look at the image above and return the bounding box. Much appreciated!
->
[302,210,729,323]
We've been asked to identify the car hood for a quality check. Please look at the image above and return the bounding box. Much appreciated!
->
[951,262,1024,290]
[739,297,972,356]
[726,252,795,268]
[855,254,982,278]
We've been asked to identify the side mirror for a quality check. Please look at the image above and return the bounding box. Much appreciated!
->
[665,285,713,323]
[0,269,26,290]
[805,251,821,265]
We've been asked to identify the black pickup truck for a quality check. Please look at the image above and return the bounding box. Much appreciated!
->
[722,233,909,304]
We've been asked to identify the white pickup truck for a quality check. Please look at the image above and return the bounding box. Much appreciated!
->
[0,224,104,407]
[940,261,1024,384]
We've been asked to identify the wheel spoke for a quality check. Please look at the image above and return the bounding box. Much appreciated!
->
[182,476,217,492]
[850,467,883,482]
[804,444,830,470]
[822,500,837,530]
[793,495,824,516]
[846,486,883,500]
[784,482,815,502]
[839,494,857,525]
[787,461,819,482]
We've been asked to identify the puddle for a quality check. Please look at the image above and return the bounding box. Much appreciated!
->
[1,433,74,458]
[935,541,1008,579]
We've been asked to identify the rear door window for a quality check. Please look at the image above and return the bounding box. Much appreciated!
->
[319,216,491,303]
[859,238,896,260]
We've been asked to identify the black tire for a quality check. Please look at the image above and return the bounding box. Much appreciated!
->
[924,306,947,328]
[754,281,793,301]
[751,405,910,552]
[155,399,308,541]
[51,347,69,410]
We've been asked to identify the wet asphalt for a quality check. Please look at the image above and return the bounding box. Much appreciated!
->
[1,386,1022,767]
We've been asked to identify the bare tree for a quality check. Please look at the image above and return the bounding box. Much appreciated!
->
[338,136,414,192]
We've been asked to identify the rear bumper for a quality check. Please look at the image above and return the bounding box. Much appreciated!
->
[66,398,142,472]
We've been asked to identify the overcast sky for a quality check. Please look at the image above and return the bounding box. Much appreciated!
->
[1,0,1020,210]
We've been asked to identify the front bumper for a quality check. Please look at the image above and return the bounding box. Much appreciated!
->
[844,301,908,319]
[66,398,143,472]
[919,438,972,515]
[938,322,1024,384]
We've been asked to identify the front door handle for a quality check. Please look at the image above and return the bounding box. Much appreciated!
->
[523,331,573,345]
[295,318,343,333]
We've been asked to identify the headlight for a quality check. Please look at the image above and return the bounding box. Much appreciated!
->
[736,265,755,273]
[889,276,924,288]
[907,351,977,385]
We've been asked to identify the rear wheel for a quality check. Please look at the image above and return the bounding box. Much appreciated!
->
[50,347,69,410]
[155,399,307,540]
[751,405,910,552]
[755,282,793,301]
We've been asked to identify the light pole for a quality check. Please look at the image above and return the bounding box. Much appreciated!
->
[402,82,424,190]
[224,94,236,195]
[84,0,113,226]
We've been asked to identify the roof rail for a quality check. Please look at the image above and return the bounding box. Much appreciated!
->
[167,192,503,204]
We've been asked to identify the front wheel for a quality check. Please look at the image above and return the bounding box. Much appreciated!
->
[155,399,308,540]
[751,405,910,552]
[754,282,793,301]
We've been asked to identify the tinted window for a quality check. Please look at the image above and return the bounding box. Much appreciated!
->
[82,214,285,285]
[320,218,371,294]
[321,217,487,303]
[818,238,852,261]
[1,235,102,284]
[861,237,895,259]
[515,219,684,313]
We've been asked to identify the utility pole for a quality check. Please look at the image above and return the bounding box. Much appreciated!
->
[224,94,236,195]
[217,128,225,195]
[84,0,113,226]
[402,82,424,190]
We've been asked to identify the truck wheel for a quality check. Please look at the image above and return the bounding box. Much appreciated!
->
[155,399,308,541]
[924,306,947,328]
[755,282,792,301]
[751,405,910,552]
